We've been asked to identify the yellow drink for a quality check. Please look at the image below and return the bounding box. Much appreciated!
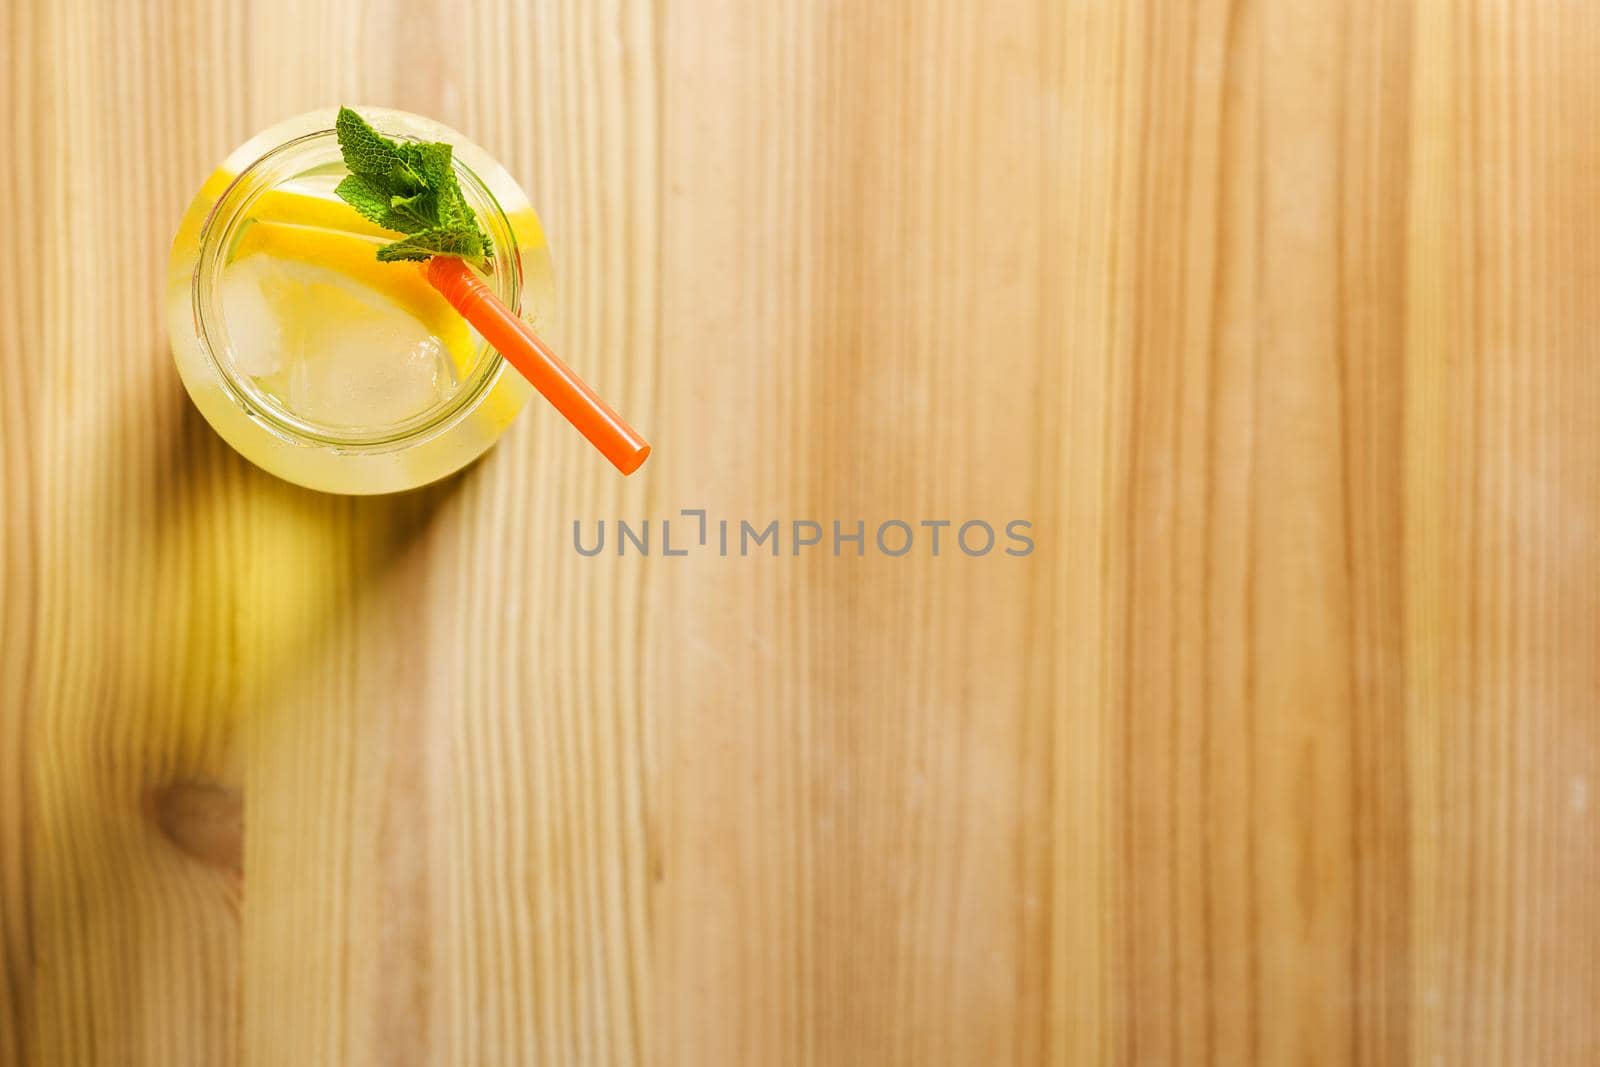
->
[167,108,554,494]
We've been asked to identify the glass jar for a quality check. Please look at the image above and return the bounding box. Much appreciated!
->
[166,107,555,494]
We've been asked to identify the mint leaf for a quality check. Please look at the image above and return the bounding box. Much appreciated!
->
[400,142,454,190]
[385,190,438,231]
[332,107,494,268]
[398,142,495,257]
[333,175,391,225]
[374,226,488,263]
[336,108,403,184]
[336,173,440,233]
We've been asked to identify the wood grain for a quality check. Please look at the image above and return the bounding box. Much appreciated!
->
[3,0,1599,1064]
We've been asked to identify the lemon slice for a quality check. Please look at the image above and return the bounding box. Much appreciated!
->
[249,188,394,239]
[230,219,475,373]
[219,215,483,427]
[220,253,454,427]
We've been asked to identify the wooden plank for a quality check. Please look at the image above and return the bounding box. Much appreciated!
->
[1,0,1597,1064]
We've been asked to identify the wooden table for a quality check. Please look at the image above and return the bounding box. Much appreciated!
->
[3,1,1597,1064]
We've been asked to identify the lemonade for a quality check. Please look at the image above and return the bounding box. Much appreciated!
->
[167,108,555,494]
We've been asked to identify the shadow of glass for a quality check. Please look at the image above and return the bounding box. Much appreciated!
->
[21,345,485,1059]
[97,349,476,727]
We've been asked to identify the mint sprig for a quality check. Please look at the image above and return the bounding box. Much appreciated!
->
[333,107,494,267]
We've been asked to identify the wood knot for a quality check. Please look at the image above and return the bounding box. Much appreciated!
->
[148,780,243,879]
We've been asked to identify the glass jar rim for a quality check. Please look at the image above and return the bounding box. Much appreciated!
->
[191,127,523,451]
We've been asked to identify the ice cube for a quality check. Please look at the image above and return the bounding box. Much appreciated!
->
[287,332,451,427]
[220,257,286,376]
[220,223,463,428]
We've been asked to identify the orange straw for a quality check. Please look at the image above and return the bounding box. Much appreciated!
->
[425,256,651,475]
